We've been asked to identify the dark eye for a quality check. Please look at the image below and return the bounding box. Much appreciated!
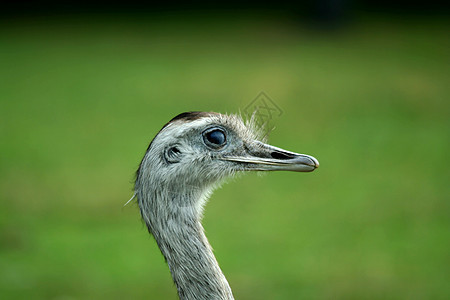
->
[203,129,226,147]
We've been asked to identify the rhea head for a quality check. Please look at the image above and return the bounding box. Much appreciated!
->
[135,111,319,221]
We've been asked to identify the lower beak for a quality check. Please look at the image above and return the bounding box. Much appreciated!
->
[222,141,319,172]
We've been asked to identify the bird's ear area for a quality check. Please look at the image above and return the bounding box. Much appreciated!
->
[164,145,182,163]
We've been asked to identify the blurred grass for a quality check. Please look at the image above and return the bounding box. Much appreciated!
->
[0,13,449,299]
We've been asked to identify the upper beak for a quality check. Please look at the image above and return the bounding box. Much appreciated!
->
[222,141,319,172]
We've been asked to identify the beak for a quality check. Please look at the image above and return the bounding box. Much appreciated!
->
[222,141,319,172]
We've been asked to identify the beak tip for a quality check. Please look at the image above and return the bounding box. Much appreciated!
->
[306,155,319,170]
[313,158,320,169]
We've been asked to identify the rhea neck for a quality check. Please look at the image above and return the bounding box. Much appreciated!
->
[137,180,234,300]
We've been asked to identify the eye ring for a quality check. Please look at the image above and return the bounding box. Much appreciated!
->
[203,128,227,148]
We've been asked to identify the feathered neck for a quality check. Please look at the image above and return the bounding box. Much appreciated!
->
[137,186,234,300]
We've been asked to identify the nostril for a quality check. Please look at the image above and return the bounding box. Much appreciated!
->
[270,151,296,160]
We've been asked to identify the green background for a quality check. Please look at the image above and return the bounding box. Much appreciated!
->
[1,12,449,299]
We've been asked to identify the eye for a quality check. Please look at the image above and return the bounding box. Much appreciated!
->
[203,128,227,148]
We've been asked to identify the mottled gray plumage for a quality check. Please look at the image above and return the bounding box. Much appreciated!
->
[134,112,319,300]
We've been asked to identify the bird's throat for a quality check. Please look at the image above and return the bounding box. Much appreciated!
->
[138,192,234,300]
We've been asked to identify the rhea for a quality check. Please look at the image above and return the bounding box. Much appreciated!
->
[134,111,319,300]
